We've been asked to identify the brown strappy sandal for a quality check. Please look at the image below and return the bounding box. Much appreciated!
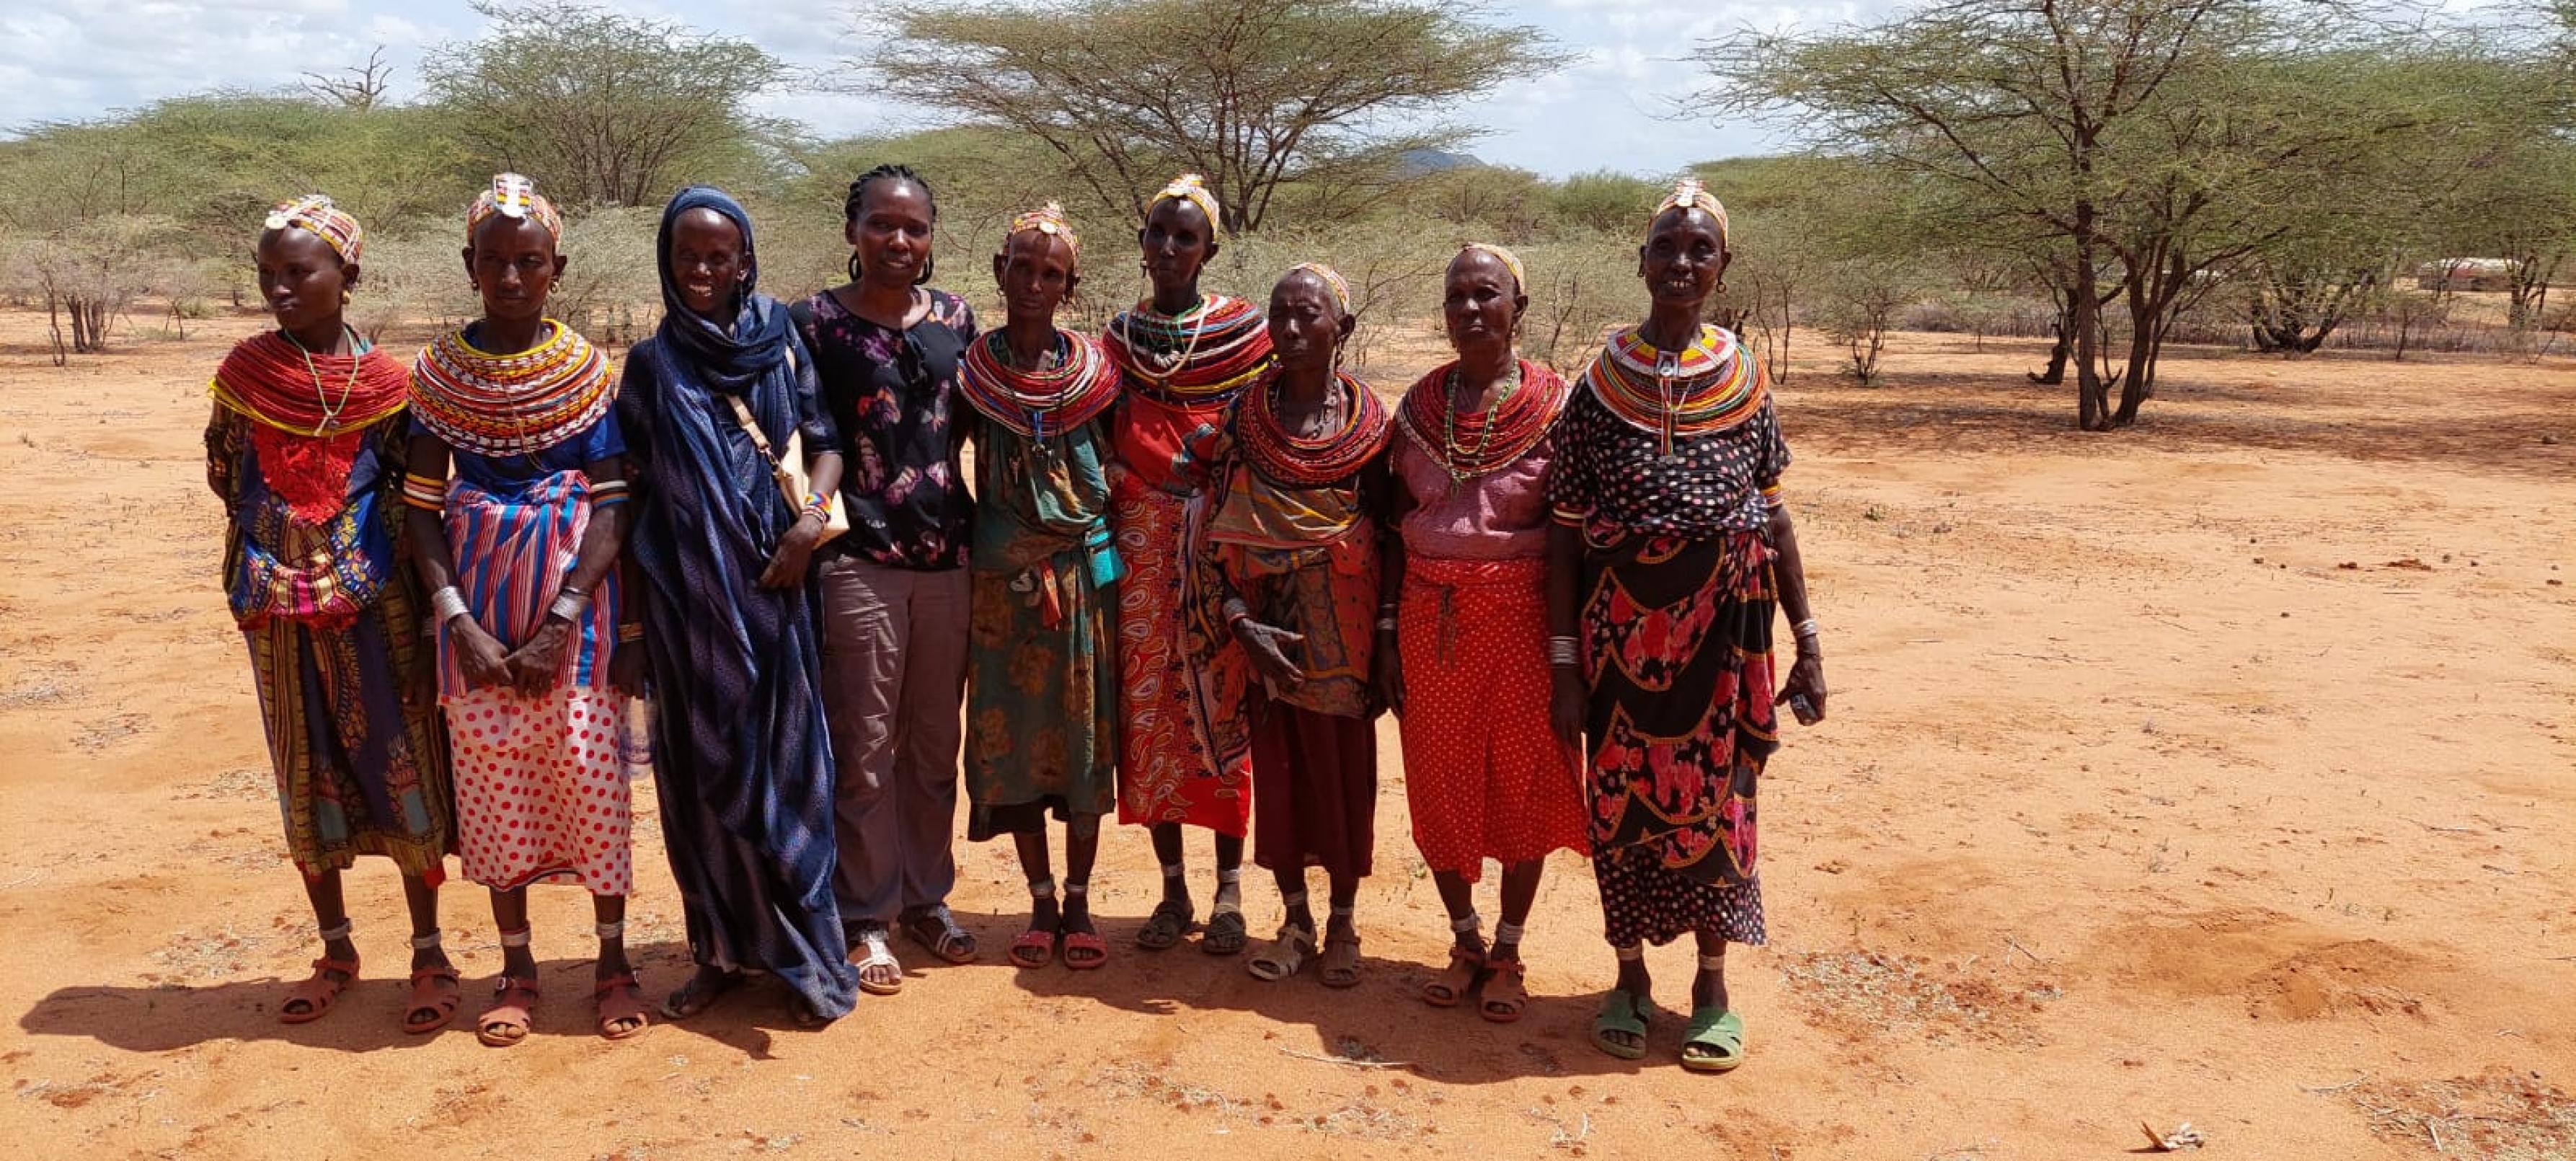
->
[594,972,650,1041]
[477,976,539,1048]
[1479,958,1530,1023]
[402,965,462,1033]
[1423,945,1487,1008]
[280,955,360,1025]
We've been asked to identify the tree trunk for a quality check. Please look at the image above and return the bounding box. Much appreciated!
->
[44,291,67,368]
[2032,321,2070,384]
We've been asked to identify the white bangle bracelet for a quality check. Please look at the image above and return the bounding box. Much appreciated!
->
[547,588,590,623]
[429,586,469,623]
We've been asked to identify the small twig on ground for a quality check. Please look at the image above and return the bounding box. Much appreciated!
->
[1276,1046,1412,1070]
[2299,1072,2369,1094]
[2004,935,2048,966]
[2427,1119,2444,1154]
[2407,818,2481,834]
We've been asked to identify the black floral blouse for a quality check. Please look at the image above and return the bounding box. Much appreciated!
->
[797,288,978,569]
[1546,389,1791,537]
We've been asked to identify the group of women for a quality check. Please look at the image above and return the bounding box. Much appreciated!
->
[205,164,1827,1072]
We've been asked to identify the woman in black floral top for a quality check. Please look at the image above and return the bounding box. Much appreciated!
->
[795,164,981,994]
[1546,179,1828,1073]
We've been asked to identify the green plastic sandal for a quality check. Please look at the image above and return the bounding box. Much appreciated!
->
[1680,1006,1745,1073]
[1591,990,1652,1061]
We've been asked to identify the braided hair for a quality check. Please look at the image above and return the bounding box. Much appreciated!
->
[844,164,937,286]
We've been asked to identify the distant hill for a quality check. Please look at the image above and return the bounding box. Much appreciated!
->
[1396,148,1484,176]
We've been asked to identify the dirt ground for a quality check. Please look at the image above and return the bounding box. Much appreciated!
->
[1,306,2570,1160]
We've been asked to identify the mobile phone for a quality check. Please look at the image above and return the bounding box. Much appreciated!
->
[1788,693,1819,725]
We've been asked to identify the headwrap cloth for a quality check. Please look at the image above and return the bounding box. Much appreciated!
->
[652,185,794,394]
[1007,201,1082,269]
[1456,242,1526,293]
[1283,262,1351,315]
[466,172,565,245]
[1151,173,1223,231]
[264,194,365,262]
[1652,177,1731,250]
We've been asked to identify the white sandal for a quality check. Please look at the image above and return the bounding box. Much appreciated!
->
[1247,922,1316,982]
[851,928,903,997]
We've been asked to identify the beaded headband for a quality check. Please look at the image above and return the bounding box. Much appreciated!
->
[1150,172,1223,231]
[466,172,563,245]
[1652,177,1730,249]
[263,194,363,262]
[1006,201,1081,263]
[1456,242,1525,293]
[1283,262,1351,314]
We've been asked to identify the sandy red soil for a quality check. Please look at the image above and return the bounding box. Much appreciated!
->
[1,307,2570,1160]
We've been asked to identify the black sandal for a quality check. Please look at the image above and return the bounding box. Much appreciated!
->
[1201,907,1249,957]
[1136,899,1195,951]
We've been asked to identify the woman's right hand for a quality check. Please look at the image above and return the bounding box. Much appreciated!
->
[1373,637,1404,718]
[1549,666,1587,750]
[1234,619,1308,692]
[451,618,513,692]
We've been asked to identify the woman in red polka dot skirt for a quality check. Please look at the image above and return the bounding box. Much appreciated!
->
[1383,244,1588,1025]
[404,175,649,1047]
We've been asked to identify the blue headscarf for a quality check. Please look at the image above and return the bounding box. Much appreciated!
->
[655,185,793,394]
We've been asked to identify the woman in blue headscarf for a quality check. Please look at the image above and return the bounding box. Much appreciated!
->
[616,186,860,1025]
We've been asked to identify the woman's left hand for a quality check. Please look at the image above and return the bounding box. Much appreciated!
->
[758,516,825,590]
[505,620,572,696]
[1776,650,1828,724]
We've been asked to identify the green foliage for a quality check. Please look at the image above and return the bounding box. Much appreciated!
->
[421,1,789,210]
[1549,171,1667,236]
[864,0,1569,233]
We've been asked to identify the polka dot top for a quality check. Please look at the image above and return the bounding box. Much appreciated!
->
[1546,386,1790,537]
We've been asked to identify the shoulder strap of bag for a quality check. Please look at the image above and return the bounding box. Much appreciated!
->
[723,392,782,469]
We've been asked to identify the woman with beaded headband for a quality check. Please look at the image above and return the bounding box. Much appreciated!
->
[1104,174,1272,956]
[1546,178,1829,1072]
[960,203,1125,971]
[1202,262,1396,989]
[404,173,647,1045]
[1384,242,1588,1022]
[617,185,859,1025]
[795,164,982,992]
[205,193,458,1034]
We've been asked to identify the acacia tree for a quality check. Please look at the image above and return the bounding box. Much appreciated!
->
[860,0,1566,234]
[1701,0,2442,429]
[422,1,787,209]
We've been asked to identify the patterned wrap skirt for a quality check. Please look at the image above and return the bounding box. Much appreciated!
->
[1110,478,1252,834]
[438,472,633,895]
[1580,526,1776,948]
[1396,555,1587,880]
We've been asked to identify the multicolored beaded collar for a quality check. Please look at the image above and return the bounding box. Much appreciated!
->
[1395,358,1568,483]
[960,327,1120,439]
[409,319,616,457]
[1236,367,1389,487]
[1103,293,1272,406]
[1583,324,1764,455]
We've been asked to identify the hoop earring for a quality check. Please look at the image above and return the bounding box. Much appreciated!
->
[848,252,864,282]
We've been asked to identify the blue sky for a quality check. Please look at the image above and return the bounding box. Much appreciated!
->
[0,0,1881,176]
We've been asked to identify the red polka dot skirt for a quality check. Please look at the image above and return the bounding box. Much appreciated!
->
[1395,555,1588,882]
[444,687,634,895]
